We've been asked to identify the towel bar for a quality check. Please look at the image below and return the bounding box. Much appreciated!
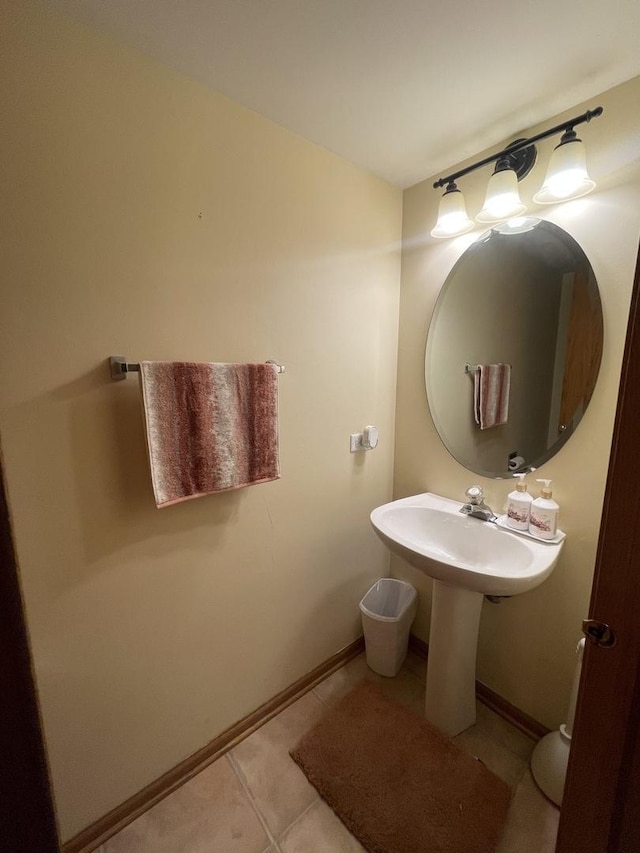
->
[109,356,285,380]
[464,362,511,374]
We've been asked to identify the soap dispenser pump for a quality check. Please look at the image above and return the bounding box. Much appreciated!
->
[506,473,533,531]
[529,479,559,540]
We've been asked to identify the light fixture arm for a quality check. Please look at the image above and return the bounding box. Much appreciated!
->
[433,106,603,190]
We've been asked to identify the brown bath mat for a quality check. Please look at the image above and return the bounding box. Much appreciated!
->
[290,681,510,853]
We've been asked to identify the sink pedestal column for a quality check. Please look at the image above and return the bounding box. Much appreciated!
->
[424,580,483,737]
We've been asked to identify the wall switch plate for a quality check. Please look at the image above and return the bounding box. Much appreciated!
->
[350,433,364,452]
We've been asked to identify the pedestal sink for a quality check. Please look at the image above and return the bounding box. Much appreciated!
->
[370,492,564,736]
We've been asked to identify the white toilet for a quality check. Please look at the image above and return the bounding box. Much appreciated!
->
[530,638,585,806]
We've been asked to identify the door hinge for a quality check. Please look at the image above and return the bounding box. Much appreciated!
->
[582,619,617,648]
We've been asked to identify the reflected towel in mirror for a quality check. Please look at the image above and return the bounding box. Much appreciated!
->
[474,364,510,429]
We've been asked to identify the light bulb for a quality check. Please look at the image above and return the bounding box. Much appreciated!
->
[431,184,474,238]
[533,136,595,204]
[477,168,527,223]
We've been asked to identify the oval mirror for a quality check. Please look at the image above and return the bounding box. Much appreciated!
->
[425,220,603,478]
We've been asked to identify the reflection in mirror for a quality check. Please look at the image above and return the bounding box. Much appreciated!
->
[425,220,603,478]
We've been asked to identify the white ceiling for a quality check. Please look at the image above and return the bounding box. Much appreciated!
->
[52,0,640,188]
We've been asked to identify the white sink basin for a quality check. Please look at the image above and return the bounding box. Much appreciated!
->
[370,492,562,597]
[370,492,564,736]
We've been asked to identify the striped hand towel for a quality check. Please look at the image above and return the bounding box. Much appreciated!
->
[474,364,510,430]
[139,361,280,507]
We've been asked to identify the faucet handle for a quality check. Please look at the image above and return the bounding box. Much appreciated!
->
[465,485,484,505]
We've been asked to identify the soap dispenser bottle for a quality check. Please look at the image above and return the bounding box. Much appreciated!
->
[506,473,533,531]
[529,479,559,540]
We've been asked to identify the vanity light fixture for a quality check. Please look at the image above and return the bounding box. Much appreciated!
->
[431,106,603,238]
[476,166,527,223]
[476,143,531,223]
[430,180,474,238]
[532,128,596,203]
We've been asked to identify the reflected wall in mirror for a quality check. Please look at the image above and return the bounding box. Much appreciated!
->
[425,220,603,478]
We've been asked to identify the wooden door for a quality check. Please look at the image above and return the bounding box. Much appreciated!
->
[0,451,60,851]
[556,241,640,853]
[558,265,603,433]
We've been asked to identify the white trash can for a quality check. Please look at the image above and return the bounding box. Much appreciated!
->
[359,578,417,677]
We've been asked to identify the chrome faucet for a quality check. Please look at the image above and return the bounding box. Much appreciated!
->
[460,485,497,522]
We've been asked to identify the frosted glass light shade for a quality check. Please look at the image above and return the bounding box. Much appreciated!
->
[476,168,526,223]
[533,138,595,204]
[431,187,474,238]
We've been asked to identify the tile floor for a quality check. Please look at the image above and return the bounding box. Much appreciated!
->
[98,651,559,852]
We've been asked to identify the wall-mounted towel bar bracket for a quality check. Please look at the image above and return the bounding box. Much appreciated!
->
[110,356,139,380]
[110,356,285,380]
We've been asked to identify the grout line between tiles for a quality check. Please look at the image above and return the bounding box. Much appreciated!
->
[482,725,534,768]
[226,752,282,851]
[311,684,331,707]
[274,797,320,847]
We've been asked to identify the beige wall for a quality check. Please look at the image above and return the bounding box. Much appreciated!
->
[0,2,401,839]
[396,77,640,729]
